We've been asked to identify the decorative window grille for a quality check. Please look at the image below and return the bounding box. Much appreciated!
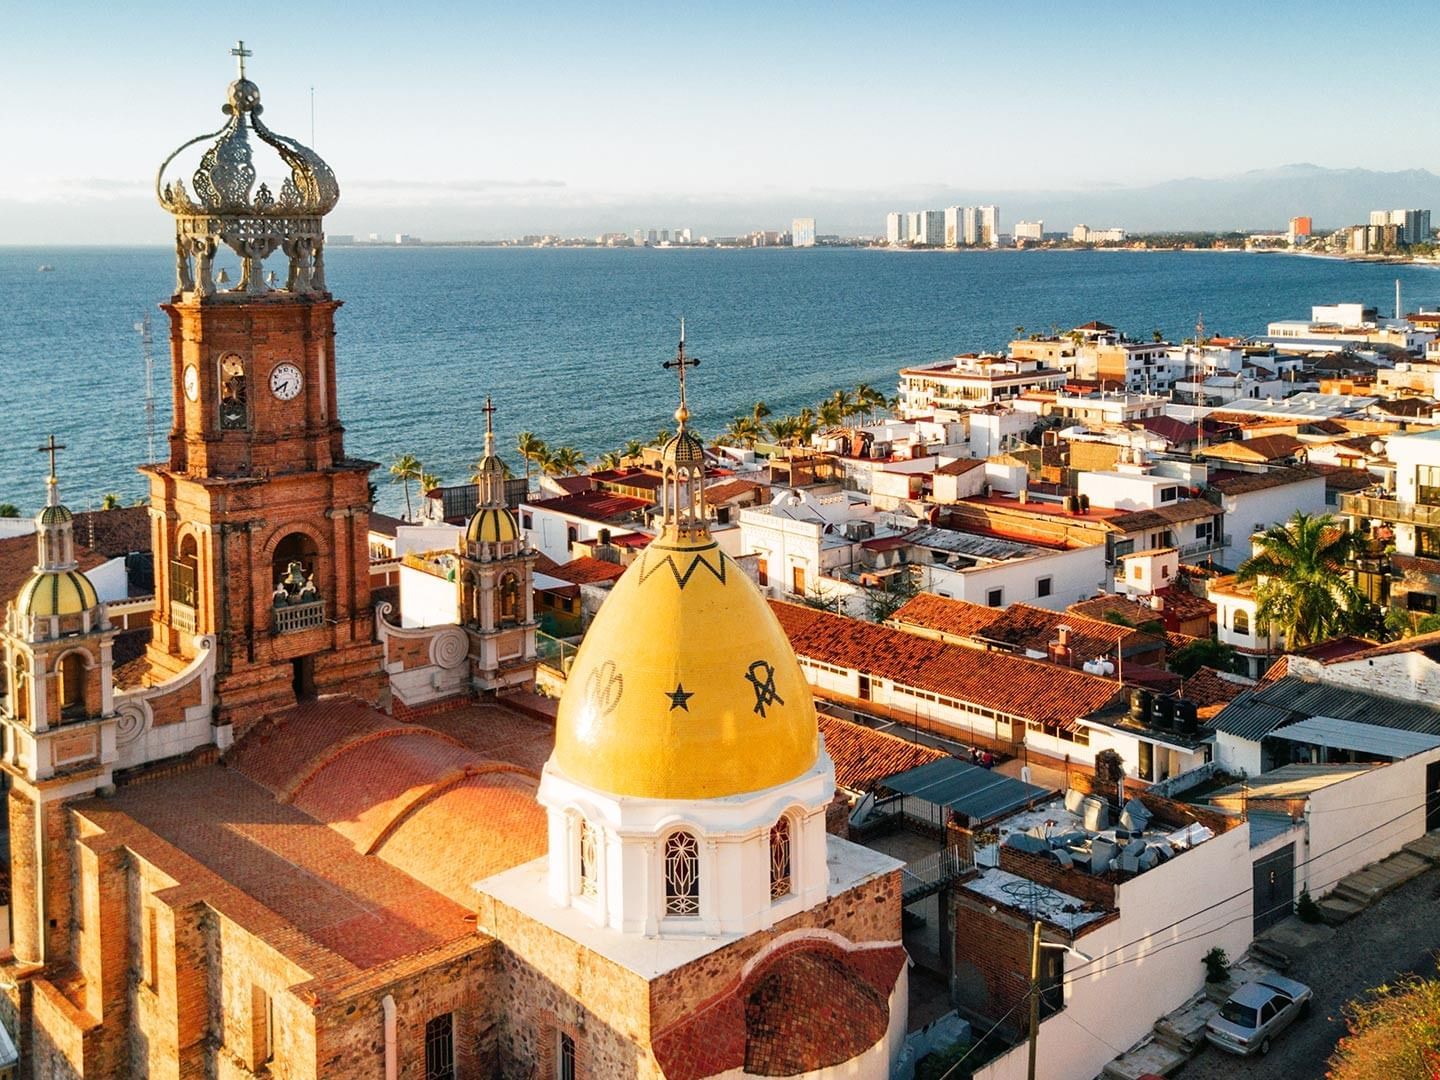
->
[664,831,700,916]
[769,817,793,900]
[578,818,598,898]
[424,1014,454,1080]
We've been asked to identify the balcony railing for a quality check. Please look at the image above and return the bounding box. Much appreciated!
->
[273,600,325,635]
[170,560,197,607]
[1178,534,1232,557]
[170,601,196,634]
[1341,492,1440,527]
[900,847,973,904]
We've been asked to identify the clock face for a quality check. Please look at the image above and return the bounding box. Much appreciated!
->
[269,362,303,401]
[183,365,199,402]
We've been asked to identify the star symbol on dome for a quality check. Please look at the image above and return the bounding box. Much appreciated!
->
[665,682,695,711]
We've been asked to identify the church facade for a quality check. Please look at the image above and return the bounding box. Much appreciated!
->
[0,52,907,1080]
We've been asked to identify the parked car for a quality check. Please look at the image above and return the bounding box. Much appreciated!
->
[1205,973,1313,1056]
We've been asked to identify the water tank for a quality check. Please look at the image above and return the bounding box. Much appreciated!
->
[1079,493,1091,511]
[1129,688,1152,719]
[1177,698,1199,733]
[1155,695,1176,729]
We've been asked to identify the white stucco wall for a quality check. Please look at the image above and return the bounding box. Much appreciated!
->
[1212,730,1263,776]
[921,544,1107,612]
[971,823,1255,1080]
[397,563,458,628]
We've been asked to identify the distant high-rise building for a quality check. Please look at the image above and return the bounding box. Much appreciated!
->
[791,218,817,247]
[978,205,1001,246]
[906,211,923,243]
[647,228,658,244]
[1288,216,1313,245]
[962,206,980,246]
[917,210,945,247]
[943,206,962,248]
[660,229,670,243]
[1014,220,1044,242]
[886,211,908,245]
[679,227,693,244]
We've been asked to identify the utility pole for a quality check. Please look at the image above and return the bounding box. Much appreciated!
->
[1027,919,1041,1080]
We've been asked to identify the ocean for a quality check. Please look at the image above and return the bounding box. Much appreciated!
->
[1,245,1435,517]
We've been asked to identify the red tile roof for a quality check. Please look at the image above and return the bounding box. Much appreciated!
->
[1207,467,1322,496]
[1178,666,1254,708]
[818,715,947,793]
[704,478,766,503]
[772,601,1124,729]
[889,593,1000,641]
[975,602,1164,661]
[1200,434,1304,463]
[548,556,627,586]
[70,505,151,558]
[528,490,653,520]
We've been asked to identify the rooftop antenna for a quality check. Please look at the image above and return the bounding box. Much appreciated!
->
[1396,278,1402,321]
[135,314,156,463]
[310,84,316,146]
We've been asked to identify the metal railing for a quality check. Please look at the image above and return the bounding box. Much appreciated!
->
[1340,492,1440,527]
[170,560,197,606]
[1177,534,1232,557]
[901,848,973,903]
[536,631,579,675]
[273,600,325,634]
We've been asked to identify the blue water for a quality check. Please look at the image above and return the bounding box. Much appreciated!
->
[2,245,1437,516]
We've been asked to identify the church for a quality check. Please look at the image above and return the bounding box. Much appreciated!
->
[0,51,908,1078]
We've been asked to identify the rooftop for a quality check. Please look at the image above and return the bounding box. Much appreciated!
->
[525,490,653,522]
[1208,467,1323,496]
[817,714,948,794]
[1211,674,1440,742]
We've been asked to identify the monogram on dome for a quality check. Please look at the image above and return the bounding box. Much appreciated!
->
[156,42,339,300]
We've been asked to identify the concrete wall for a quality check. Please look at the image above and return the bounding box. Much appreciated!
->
[1212,730,1263,777]
[970,822,1255,1080]
[920,543,1107,612]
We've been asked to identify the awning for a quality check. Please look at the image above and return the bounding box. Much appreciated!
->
[1269,715,1440,760]
[880,758,1053,824]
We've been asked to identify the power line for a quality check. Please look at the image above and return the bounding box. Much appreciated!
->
[933,984,1042,1080]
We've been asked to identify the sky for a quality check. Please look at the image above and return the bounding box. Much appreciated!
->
[5,0,1440,241]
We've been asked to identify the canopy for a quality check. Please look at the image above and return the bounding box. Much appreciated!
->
[1270,715,1440,760]
[881,758,1052,824]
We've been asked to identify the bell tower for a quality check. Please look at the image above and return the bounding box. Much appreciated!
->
[142,45,382,729]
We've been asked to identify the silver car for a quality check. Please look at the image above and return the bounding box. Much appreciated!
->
[1204,973,1313,1056]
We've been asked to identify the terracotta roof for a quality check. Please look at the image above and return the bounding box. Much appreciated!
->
[975,602,1163,660]
[889,593,1000,641]
[1207,467,1322,495]
[704,478,766,503]
[1076,321,1115,331]
[817,714,947,793]
[549,556,627,585]
[933,457,986,476]
[1109,499,1219,532]
[70,506,151,557]
[1066,594,1168,627]
[1314,465,1378,491]
[528,490,652,520]
[1136,416,1200,446]
[0,533,107,610]
[1308,632,1435,665]
[773,601,1124,729]
[1179,666,1255,708]
[1199,434,1304,463]
[367,512,406,538]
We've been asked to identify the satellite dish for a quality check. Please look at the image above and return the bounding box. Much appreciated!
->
[1371,441,1385,454]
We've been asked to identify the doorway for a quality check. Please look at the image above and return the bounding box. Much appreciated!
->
[1253,844,1294,934]
[1426,761,1440,832]
[292,656,316,702]
[858,675,872,702]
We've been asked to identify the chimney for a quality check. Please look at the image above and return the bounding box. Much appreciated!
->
[1049,625,1074,666]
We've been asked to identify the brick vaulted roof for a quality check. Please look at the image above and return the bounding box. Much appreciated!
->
[227,698,548,908]
[771,601,1124,729]
[817,714,947,793]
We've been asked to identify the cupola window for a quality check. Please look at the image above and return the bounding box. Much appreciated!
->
[58,653,86,721]
[769,816,793,900]
[499,573,520,625]
[664,831,700,916]
[577,818,598,899]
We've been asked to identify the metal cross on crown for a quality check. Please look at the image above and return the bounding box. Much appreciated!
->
[661,317,700,427]
[231,40,253,79]
[36,434,65,481]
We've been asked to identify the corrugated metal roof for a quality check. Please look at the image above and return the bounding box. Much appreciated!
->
[881,758,1051,824]
[1211,676,1440,742]
[1268,715,1440,759]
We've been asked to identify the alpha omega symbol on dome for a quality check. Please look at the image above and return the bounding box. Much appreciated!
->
[744,660,784,718]
[584,660,624,717]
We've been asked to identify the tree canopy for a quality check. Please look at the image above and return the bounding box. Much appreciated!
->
[1236,511,1364,648]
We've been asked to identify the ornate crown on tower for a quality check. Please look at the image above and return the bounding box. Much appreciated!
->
[156,42,338,299]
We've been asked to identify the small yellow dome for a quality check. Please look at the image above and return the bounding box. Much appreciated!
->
[466,506,519,544]
[553,531,818,800]
[16,569,99,618]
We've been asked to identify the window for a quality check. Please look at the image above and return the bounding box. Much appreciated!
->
[58,653,86,721]
[664,831,700,916]
[251,985,274,1066]
[145,908,158,989]
[1130,564,1142,580]
[218,353,248,430]
[1160,486,1179,503]
[1409,591,1439,614]
[425,1014,455,1080]
[1419,464,1440,506]
[566,525,579,548]
[1233,610,1250,636]
[756,557,768,587]
[499,573,521,624]
[558,1032,576,1080]
[986,587,1004,608]
[577,818,598,898]
[769,817,792,900]
[791,565,806,596]
[1036,576,1052,598]
[521,512,533,530]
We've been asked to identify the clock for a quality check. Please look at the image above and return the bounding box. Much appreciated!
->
[269,362,303,401]
[183,365,199,402]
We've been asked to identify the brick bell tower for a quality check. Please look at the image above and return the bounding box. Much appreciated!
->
[142,44,382,730]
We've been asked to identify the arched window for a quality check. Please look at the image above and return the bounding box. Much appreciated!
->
[664,831,700,916]
[577,817,598,899]
[58,653,86,721]
[12,662,28,723]
[1233,609,1250,636]
[769,816,793,900]
[499,573,520,625]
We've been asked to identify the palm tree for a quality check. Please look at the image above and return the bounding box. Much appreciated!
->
[595,450,622,471]
[854,383,887,423]
[751,401,772,425]
[389,453,423,520]
[1237,511,1364,648]
[721,415,763,448]
[100,493,122,510]
[816,399,846,430]
[651,428,673,448]
[766,415,797,447]
[420,472,442,495]
[516,431,546,493]
[794,407,818,445]
[545,446,587,475]
[0,503,19,518]
[620,439,645,464]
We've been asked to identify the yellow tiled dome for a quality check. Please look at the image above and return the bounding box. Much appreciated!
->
[553,530,818,800]
[466,506,519,544]
[16,569,99,618]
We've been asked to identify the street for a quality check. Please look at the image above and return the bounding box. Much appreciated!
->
[1177,865,1440,1080]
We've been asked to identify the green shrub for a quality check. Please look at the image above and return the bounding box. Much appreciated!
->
[1203,946,1230,983]
[1296,888,1322,923]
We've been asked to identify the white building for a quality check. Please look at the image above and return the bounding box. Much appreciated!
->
[885,211,908,246]
[898,354,1067,414]
[908,526,1109,611]
[1206,467,1327,570]
[1014,219,1044,241]
[916,209,945,247]
[738,489,892,601]
[791,217,816,248]
[979,205,1001,246]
